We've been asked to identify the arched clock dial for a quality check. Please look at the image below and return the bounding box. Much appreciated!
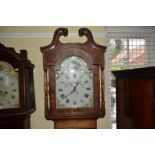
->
[56,56,94,109]
[0,61,19,109]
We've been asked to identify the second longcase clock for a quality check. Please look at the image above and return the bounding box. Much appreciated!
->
[0,43,36,128]
[40,28,106,128]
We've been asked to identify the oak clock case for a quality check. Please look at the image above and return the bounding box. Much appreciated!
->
[0,43,36,129]
[40,28,106,129]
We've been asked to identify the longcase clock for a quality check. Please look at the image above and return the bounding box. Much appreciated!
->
[40,28,106,128]
[0,43,36,129]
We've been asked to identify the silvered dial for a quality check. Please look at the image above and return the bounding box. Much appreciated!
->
[56,56,94,109]
[0,61,19,109]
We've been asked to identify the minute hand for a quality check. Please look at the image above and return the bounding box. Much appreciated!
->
[62,76,82,99]
[62,86,76,99]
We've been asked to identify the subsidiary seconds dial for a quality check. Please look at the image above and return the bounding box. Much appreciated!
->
[56,56,94,109]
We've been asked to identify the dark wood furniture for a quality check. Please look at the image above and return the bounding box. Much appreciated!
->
[40,28,106,128]
[113,67,155,129]
[0,43,36,129]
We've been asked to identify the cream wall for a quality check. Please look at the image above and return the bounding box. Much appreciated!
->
[0,26,109,129]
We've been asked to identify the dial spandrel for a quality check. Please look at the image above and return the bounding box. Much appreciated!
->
[0,61,20,109]
[56,56,94,109]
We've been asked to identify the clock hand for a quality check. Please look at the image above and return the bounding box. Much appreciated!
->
[64,81,81,98]
[62,86,77,99]
[62,75,83,99]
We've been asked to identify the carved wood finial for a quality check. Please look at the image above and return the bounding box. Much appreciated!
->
[78,28,106,51]
[52,27,68,45]
[79,28,95,44]
[40,28,68,51]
